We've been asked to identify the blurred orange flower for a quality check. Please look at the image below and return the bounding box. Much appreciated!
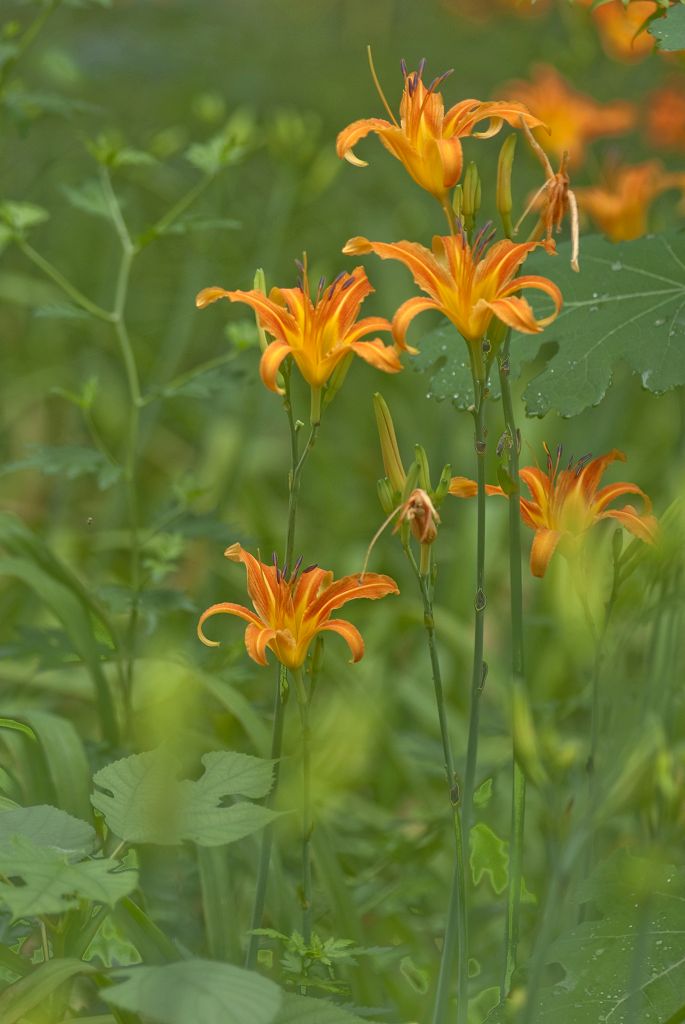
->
[441,0,550,20]
[344,229,561,378]
[337,59,544,207]
[647,83,685,150]
[196,265,402,395]
[589,0,657,63]
[198,543,399,669]
[449,446,657,578]
[501,64,636,168]
[575,160,683,241]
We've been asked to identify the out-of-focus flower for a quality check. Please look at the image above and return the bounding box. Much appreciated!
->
[575,159,683,241]
[440,0,550,20]
[196,263,402,396]
[647,83,685,151]
[394,488,441,545]
[450,446,658,578]
[198,543,399,669]
[501,64,637,168]
[587,0,657,63]
[337,58,544,208]
[344,229,561,379]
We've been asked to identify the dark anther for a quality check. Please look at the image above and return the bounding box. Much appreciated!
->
[291,555,304,580]
[341,276,356,290]
[400,58,408,78]
[575,452,592,476]
[282,564,290,582]
[479,660,488,691]
[328,271,346,299]
[272,551,278,567]
[496,431,509,457]
[302,563,318,574]
[475,588,486,612]
[294,258,305,274]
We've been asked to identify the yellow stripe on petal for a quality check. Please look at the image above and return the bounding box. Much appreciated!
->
[350,339,404,374]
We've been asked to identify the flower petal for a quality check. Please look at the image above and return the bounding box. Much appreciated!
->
[530,528,562,577]
[244,622,278,666]
[344,236,447,303]
[498,274,563,327]
[350,339,404,374]
[336,117,395,167]
[319,618,365,663]
[600,507,659,545]
[592,480,652,516]
[196,286,232,309]
[259,340,293,394]
[479,295,546,334]
[310,572,399,621]
[448,476,503,498]
[197,602,262,648]
[391,296,439,351]
[576,450,626,500]
[224,542,278,624]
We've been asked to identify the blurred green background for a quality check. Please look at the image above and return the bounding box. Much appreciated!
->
[1,0,684,1018]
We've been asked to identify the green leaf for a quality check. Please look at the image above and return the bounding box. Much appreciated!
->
[92,747,281,846]
[103,960,282,1024]
[185,128,248,175]
[61,179,111,219]
[486,851,685,1023]
[0,835,136,919]
[513,233,685,417]
[0,443,121,489]
[33,302,94,319]
[275,993,380,1023]
[649,4,685,49]
[0,719,35,741]
[473,778,493,808]
[469,823,508,895]
[410,322,476,409]
[0,959,94,1024]
[0,804,95,858]
[468,986,501,1024]
[13,709,93,820]
[0,201,49,233]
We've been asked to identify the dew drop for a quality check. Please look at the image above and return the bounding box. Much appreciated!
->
[654,318,666,327]
[611,260,622,271]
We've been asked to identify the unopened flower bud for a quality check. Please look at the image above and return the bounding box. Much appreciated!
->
[414,443,433,493]
[377,477,396,517]
[462,161,481,234]
[452,183,463,219]
[252,268,269,354]
[373,393,406,496]
[496,133,517,239]
[433,463,452,506]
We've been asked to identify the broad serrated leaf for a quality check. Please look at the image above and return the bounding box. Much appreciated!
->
[275,993,380,1023]
[0,443,121,489]
[0,959,95,1024]
[0,835,136,919]
[91,748,280,846]
[103,960,282,1024]
[0,805,95,859]
[486,851,685,1024]
[648,4,685,49]
[410,321,478,409]
[509,233,685,416]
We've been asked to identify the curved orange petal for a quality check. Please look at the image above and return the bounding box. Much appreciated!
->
[244,622,278,666]
[350,339,404,374]
[519,467,550,513]
[577,450,626,500]
[498,274,563,327]
[435,136,464,189]
[198,602,262,648]
[259,340,293,394]
[444,99,546,137]
[196,286,232,309]
[479,295,545,334]
[319,618,365,663]
[530,528,562,577]
[336,117,395,166]
[224,543,278,623]
[345,315,393,345]
[293,567,332,615]
[213,288,296,343]
[391,296,439,351]
[310,572,399,621]
[600,507,659,545]
[593,481,652,516]
[344,237,447,302]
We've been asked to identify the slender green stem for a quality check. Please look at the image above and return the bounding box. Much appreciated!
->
[16,239,114,322]
[0,0,63,95]
[139,174,215,248]
[498,345,527,995]
[293,667,313,960]
[245,365,320,968]
[404,545,468,1024]
[462,384,488,837]
[244,664,288,970]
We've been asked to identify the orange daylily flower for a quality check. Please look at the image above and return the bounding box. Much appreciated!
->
[450,446,658,578]
[647,83,685,151]
[501,64,636,168]
[198,543,399,670]
[575,160,684,241]
[343,229,562,377]
[196,264,401,396]
[336,58,545,207]
[588,0,657,63]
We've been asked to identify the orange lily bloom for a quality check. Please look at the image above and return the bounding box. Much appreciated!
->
[501,64,636,168]
[196,264,401,396]
[343,229,562,377]
[575,160,683,242]
[336,59,545,206]
[588,0,657,63]
[198,543,399,670]
[647,83,685,151]
[450,446,658,578]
